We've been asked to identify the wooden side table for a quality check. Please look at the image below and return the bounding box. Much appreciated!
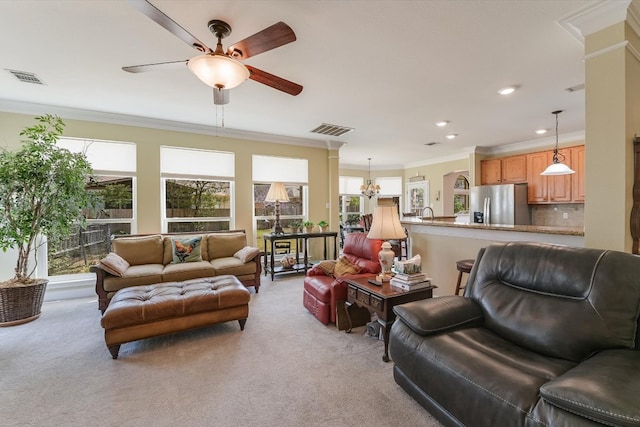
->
[343,276,435,362]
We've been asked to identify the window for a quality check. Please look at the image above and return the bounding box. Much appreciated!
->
[161,147,234,233]
[253,155,308,251]
[48,139,136,276]
[339,176,364,225]
[376,176,403,211]
[453,174,470,213]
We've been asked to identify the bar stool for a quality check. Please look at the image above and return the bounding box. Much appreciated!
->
[455,259,475,296]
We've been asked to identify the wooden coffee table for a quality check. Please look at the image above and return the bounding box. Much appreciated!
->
[343,276,436,362]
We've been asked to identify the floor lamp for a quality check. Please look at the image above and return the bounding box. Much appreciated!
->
[265,182,289,234]
[367,206,406,279]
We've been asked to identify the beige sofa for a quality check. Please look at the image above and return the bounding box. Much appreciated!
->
[91,230,262,312]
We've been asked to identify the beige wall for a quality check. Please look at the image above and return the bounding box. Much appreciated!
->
[584,20,640,251]
[404,158,470,216]
[0,111,331,247]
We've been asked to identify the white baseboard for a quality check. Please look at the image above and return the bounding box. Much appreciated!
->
[44,274,96,302]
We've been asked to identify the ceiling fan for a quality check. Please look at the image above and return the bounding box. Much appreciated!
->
[123,0,303,105]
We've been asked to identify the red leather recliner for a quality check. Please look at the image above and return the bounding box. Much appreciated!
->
[303,232,383,324]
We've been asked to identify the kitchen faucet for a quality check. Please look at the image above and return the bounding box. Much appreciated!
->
[422,206,434,220]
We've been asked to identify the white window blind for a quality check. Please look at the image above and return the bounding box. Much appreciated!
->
[161,146,234,179]
[376,177,403,196]
[57,138,136,173]
[252,155,308,183]
[339,176,364,195]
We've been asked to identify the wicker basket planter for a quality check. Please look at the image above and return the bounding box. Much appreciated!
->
[0,279,48,326]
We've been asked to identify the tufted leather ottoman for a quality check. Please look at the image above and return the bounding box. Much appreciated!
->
[100,275,250,359]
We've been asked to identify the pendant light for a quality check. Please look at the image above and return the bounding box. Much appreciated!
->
[541,110,575,176]
[360,158,380,199]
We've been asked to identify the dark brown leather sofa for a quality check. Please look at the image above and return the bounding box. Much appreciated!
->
[390,241,640,427]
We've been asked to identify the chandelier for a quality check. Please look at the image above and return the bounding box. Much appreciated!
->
[361,158,380,199]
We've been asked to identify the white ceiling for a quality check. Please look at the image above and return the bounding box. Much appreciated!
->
[0,0,600,169]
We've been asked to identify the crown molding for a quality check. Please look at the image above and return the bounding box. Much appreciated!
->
[559,0,633,45]
[476,131,585,156]
[0,99,329,150]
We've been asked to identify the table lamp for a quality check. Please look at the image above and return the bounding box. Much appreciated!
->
[367,206,406,279]
[265,182,289,234]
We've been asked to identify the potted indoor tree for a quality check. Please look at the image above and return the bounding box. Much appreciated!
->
[0,115,93,326]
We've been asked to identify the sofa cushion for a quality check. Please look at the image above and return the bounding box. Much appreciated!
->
[540,349,640,427]
[162,261,215,283]
[234,246,260,263]
[210,256,256,277]
[170,236,203,264]
[103,264,164,292]
[163,235,208,264]
[315,260,336,276]
[207,232,247,260]
[111,234,164,266]
[468,242,640,362]
[99,252,130,277]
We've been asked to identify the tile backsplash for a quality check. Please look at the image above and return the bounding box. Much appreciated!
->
[530,204,584,227]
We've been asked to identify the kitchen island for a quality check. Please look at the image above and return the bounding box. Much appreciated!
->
[401,217,584,296]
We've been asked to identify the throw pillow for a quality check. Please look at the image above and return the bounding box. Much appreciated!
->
[316,260,336,276]
[234,246,260,263]
[99,252,130,277]
[171,236,203,264]
[333,256,362,277]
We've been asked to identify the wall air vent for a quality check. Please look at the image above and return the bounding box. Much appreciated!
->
[310,123,354,137]
[6,69,45,85]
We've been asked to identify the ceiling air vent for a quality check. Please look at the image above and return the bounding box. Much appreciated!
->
[6,69,45,85]
[565,83,584,93]
[310,123,354,137]
[425,141,439,146]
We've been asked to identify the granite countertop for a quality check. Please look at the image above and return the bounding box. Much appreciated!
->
[401,217,584,236]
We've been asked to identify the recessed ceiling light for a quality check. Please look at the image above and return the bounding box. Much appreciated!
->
[535,129,547,135]
[498,86,517,95]
[435,120,449,127]
[446,134,458,140]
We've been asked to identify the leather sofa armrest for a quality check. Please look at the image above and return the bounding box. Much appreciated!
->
[540,349,640,427]
[393,295,484,336]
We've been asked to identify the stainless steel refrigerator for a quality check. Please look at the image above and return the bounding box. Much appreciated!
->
[469,183,530,225]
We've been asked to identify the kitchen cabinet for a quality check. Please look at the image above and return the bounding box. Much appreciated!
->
[480,155,527,185]
[527,151,549,203]
[571,145,585,202]
[526,146,582,204]
[480,159,501,184]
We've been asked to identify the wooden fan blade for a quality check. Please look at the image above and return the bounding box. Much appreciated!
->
[246,65,303,96]
[122,60,188,73]
[128,0,210,52]
[227,22,296,59]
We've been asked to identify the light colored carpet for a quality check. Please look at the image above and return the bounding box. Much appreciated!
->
[0,274,441,427]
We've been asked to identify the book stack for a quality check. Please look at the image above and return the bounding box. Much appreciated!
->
[390,272,431,290]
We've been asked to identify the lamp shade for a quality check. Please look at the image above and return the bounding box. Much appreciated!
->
[265,182,290,202]
[187,53,250,89]
[367,206,406,240]
[540,162,575,176]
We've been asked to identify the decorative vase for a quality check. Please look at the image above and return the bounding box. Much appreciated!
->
[0,279,48,326]
[305,226,314,233]
[320,226,329,232]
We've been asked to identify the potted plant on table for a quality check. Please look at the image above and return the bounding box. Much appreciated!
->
[288,221,302,234]
[303,220,314,233]
[318,220,329,232]
[0,115,94,326]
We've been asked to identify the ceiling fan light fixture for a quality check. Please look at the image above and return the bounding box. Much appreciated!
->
[187,53,250,89]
